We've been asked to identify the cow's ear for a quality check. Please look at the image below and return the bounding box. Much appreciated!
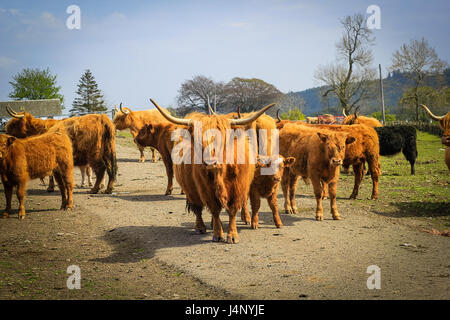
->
[284,156,296,167]
[345,136,356,145]
[317,132,329,143]
[256,156,270,168]
[146,124,153,134]
[6,137,16,146]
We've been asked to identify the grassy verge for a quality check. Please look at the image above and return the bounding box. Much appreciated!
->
[336,131,449,230]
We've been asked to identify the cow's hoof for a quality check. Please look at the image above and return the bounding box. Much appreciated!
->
[333,215,341,220]
[275,223,283,228]
[89,188,99,194]
[250,223,258,230]
[212,235,225,242]
[180,190,185,195]
[103,188,113,194]
[46,187,55,193]
[371,195,378,200]
[165,189,173,196]
[315,215,324,221]
[2,212,8,219]
[349,195,357,200]
[226,235,239,244]
[195,228,206,234]
[18,214,25,220]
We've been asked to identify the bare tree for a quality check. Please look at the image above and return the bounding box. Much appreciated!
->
[390,37,448,120]
[314,13,376,114]
[225,77,282,114]
[177,75,227,114]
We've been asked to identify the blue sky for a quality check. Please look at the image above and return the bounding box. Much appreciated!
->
[0,0,449,112]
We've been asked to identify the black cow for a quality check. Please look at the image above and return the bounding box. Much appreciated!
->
[375,125,418,175]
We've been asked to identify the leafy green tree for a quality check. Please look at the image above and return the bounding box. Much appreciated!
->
[70,69,106,115]
[390,37,448,120]
[370,111,396,122]
[280,108,305,120]
[9,68,64,105]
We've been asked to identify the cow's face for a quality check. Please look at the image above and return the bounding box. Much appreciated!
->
[113,108,136,131]
[257,155,295,183]
[5,113,29,138]
[135,124,154,146]
[317,132,356,167]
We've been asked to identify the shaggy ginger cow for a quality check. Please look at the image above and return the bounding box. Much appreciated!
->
[113,104,168,162]
[5,107,117,194]
[5,107,98,189]
[279,123,356,220]
[342,107,383,127]
[421,104,450,170]
[150,99,275,243]
[277,119,381,200]
[0,132,74,219]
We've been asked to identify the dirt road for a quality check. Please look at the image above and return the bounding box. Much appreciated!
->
[0,138,449,299]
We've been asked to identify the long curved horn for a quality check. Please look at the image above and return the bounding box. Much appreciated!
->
[276,109,281,122]
[420,104,444,121]
[207,97,216,115]
[230,103,276,126]
[149,99,191,126]
[114,104,119,113]
[342,108,348,117]
[6,105,24,118]
[354,105,360,119]
[119,102,130,115]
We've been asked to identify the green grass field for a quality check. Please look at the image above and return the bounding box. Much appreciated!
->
[336,131,449,230]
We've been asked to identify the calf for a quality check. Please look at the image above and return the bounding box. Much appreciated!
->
[241,155,295,229]
[0,132,74,219]
[279,124,356,220]
[375,125,418,175]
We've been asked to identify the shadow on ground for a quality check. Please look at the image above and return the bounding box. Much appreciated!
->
[374,201,450,218]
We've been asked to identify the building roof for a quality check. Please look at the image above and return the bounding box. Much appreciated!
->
[0,99,62,118]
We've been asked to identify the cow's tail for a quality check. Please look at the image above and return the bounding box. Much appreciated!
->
[102,119,118,182]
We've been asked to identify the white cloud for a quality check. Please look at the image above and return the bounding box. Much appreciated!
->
[40,11,57,26]
[0,56,17,68]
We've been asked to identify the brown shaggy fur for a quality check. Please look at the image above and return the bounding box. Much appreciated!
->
[49,114,117,194]
[134,122,179,195]
[279,123,356,221]
[0,132,74,219]
[277,121,381,200]
[113,107,169,162]
[169,113,262,244]
[6,112,117,194]
[6,112,98,191]
[343,114,383,127]
[241,156,295,229]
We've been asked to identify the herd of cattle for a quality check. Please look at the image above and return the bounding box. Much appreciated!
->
[0,102,449,244]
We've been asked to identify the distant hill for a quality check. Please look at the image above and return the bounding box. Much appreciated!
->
[292,69,450,116]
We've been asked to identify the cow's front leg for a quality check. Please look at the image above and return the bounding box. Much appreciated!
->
[311,176,324,221]
[139,145,145,163]
[16,182,27,220]
[150,147,157,163]
[2,184,13,219]
[267,192,283,228]
[249,190,261,229]
[281,169,292,214]
[47,175,55,192]
[240,195,251,225]
[211,209,224,242]
[288,173,300,214]
[328,180,341,220]
[226,209,239,244]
